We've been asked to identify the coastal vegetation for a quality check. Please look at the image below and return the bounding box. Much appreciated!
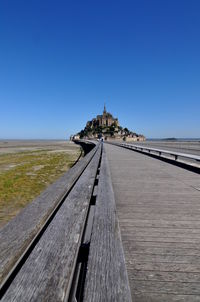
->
[0,147,80,228]
[78,123,138,139]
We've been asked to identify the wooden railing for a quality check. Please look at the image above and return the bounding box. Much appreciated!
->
[119,143,200,162]
[0,140,131,301]
[107,141,200,170]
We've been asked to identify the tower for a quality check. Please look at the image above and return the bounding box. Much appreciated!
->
[103,103,106,115]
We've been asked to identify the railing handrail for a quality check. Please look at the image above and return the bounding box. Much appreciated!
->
[114,142,200,162]
[0,141,100,290]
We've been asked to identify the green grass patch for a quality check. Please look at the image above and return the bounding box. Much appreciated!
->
[0,148,81,227]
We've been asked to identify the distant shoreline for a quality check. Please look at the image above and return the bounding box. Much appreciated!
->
[1,138,199,142]
[147,138,200,142]
[0,139,68,141]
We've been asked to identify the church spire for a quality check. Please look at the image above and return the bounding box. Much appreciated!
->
[103,103,106,114]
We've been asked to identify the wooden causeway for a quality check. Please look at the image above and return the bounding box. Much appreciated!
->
[1,145,101,301]
[105,143,200,302]
[1,141,200,301]
[0,144,98,287]
[83,146,132,302]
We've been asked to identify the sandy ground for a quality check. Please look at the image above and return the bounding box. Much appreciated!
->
[0,140,79,154]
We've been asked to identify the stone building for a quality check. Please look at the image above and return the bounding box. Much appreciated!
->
[71,105,146,141]
[87,105,119,128]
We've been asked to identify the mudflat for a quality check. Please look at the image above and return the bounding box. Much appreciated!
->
[0,139,79,154]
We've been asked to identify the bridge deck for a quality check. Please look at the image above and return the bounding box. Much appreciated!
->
[105,143,200,302]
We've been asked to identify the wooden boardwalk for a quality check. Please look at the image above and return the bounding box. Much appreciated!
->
[0,142,132,302]
[105,143,200,302]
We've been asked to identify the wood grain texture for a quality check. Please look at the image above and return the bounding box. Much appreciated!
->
[105,143,200,302]
[1,144,101,302]
[83,145,132,302]
[0,143,99,286]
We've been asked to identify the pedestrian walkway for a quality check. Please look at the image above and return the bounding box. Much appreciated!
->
[105,143,200,302]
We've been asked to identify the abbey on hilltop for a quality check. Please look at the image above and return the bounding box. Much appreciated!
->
[87,104,119,128]
[71,105,145,141]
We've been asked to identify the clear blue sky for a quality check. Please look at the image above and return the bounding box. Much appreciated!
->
[0,0,199,139]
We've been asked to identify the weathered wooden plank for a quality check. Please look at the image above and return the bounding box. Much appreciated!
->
[117,204,200,212]
[1,143,101,301]
[113,219,200,228]
[127,262,200,273]
[114,191,200,201]
[0,142,99,286]
[122,240,200,249]
[132,293,200,302]
[83,146,132,302]
[124,247,200,257]
[117,213,200,221]
[129,270,200,282]
[119,227,200,238]
[122,235,200,244]
[131,280,200,295]
[105,143,200,301]
[126,253,200,264]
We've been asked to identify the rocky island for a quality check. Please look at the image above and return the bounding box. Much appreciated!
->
[71,105,145,142]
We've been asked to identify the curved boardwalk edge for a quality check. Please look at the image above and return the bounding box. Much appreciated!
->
[1,143,102,301]
[107,141,200,174]
[0,141,99,288]
[83,144,132,302]
[104,143,200,302]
